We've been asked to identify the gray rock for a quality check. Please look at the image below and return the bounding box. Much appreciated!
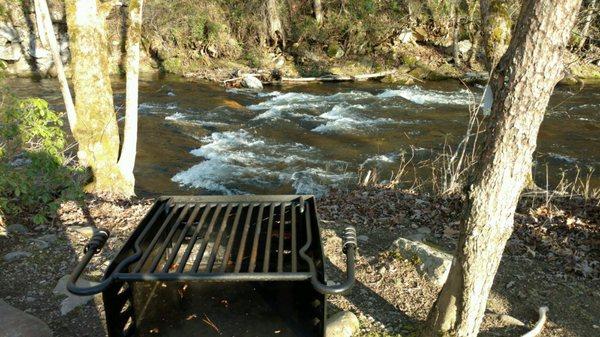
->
[241,75,263,89]
[392,237,453,286]
[38,234,58,244]
[30,239,50,250]
[7,224,28,234]
[416,227,431,235]
[0,299,52,337]
[0,43,22,61]
[3,251,32,262]
[68,226,96,238]
[0,23,21,42]
[326,311,360,337]
[357,235,369,243]
[456,39,472,55]
[53,275,99,316]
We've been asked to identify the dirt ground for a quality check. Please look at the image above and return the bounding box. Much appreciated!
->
[0,188,598,337]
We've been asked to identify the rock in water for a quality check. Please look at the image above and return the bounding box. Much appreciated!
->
[392,237,453,286]
[241,75,263,89]
[53,275,100,316]
[0,300,53,337]
[326,311,360,337]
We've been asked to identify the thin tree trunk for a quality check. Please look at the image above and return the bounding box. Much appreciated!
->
[578,0,597,49]
[480,0,512,70]
[65,0,130,197]
[35,0,77,133]
[313,0,323,24]
[117,0,143,194]
[424,0,582,336]
[453,5,461,66]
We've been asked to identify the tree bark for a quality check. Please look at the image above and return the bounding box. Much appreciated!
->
[35,0,78,134]
[65,0,130,197]
[578,0,597,49]
[424,0,582,336]
[313,0,323,24]
[480,0,512,70]
[117,0,143,195]
[452,4,461,66]
[264,0,285,48]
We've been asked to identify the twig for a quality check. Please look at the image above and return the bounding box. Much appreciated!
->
[521,306,549,337]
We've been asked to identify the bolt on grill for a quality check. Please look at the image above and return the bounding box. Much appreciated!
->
[68,195,357,337]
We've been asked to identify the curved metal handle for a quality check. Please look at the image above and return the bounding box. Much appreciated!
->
[311,226,358,295]
[67,229,114,296]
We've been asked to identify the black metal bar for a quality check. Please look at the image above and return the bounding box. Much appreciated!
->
[177,204,214,273]
[277,202,286,272]
[234,204,255,272]
[133,204,182,273]
[291,202,298,272]
[114,272,313,282]
[262,203,275,272]
[191,204,223,272]
[205,204,234,272]
[247,204,265,272]
[161,204,203,273]
[148,204,191,272]
[219,204,243,272]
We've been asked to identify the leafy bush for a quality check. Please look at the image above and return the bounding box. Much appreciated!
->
[0,97,83,225]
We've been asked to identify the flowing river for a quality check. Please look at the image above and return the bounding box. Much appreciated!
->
[7,75,600,197]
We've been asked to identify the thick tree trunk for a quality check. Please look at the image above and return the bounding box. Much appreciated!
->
[65,0,130,196]
[35,0,77,133]
[117,0,144,195]
[313,0,323,24]
[480,0,512,70]
[265,0,285,48]
[578,0,597,49]
[424,0,582,336]
[452,5,461,66]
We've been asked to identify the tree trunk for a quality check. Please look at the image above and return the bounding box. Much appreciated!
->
[424,0,582,336]
[65,0,130,197]
[452,5,461,66]
[265,0,285,49]
[313,0,323,24]
[35,0,77,134]
[480,0,512,70]
[117,0,143,195]
[578,0,597,49]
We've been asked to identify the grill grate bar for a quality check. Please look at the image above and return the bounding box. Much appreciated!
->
[291,203,298,272]
[176,204,214,273]
[234,204,256,272]
[277,203,286,272]
[205,204,234,272]
[191,204,223,272]
[148,204,191,272]
[161,204,203,273]
[247,204,265,272]
[219,205,244,272]
[262,204,276,272]
[133,204,181,273]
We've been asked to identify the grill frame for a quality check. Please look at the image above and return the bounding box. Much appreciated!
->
[67,195,357,337]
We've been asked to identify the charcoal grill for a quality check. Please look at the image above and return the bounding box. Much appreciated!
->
[68,195,357,337]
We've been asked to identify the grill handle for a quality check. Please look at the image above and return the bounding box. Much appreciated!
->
[311,226,357,295]
[67,229,114,296]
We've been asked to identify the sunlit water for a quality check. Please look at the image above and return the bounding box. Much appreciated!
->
[7,75,600,197]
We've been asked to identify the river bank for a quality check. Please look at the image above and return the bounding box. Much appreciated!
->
[0,186,598,337]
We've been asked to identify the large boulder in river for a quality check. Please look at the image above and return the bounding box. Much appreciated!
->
[0,300,53,337]
[392,237,453,286]
[241,75,263,89]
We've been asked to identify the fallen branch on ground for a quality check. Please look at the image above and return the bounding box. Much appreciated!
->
[521,306,549,337]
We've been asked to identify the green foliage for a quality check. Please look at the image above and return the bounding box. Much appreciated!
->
[0,97,83,224]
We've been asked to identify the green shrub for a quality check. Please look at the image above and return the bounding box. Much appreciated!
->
[0,97,83,224]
